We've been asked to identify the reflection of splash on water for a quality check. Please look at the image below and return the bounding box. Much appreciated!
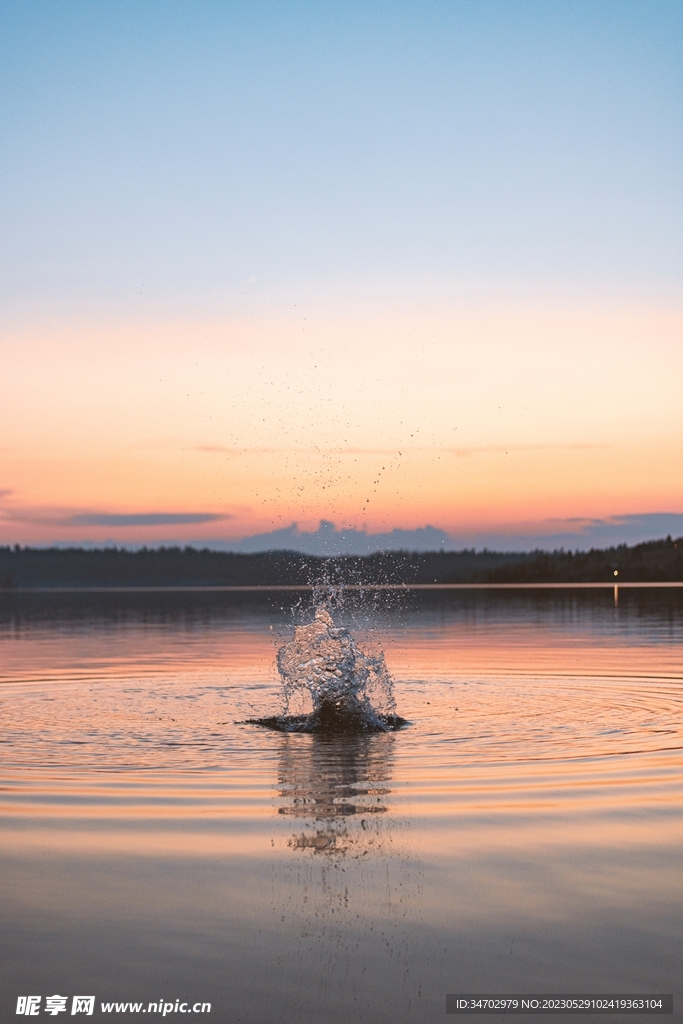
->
[252,603,424,1016]
[276,732,395,856]
[266,730,426,1019]
[248,605,407,733]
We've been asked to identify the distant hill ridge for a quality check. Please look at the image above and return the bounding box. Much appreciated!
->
[1,536,681,588]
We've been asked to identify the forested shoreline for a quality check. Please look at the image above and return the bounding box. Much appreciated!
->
[0,535,681,588]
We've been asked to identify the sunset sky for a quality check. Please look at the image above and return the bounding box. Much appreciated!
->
[1,1,681,551]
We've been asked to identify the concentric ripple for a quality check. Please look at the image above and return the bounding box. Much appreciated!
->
[0,588,680,842]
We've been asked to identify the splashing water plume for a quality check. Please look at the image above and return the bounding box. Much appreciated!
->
[248,605,407,733]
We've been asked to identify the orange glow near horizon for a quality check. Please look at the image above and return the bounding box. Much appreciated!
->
[2,299,681,545]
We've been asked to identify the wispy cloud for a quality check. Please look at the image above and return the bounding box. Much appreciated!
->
[0,506,230,528]
[195,445,295,455]
[445,512,683,552]
[443,443,609,457]
[192,443,608,457]
[66,513,228,527]
[193,445,405,457]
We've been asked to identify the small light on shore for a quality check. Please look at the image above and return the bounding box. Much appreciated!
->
[614,570,619,576]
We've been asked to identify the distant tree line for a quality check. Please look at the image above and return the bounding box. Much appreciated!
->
[0,535,681,588]
[477,535,682,583]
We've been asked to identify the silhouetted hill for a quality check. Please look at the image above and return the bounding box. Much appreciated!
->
[0,536,681,588]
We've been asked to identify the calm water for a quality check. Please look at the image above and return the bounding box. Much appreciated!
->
[1,588,681,1023]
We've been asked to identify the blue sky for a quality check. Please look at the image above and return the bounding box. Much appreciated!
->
[2,0,681,315]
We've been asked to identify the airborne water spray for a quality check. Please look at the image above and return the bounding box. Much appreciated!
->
[247,601,407,733]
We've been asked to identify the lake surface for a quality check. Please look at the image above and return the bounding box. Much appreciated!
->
[1,587,681,1023]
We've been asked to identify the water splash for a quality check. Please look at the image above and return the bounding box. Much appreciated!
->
[248,605,407,733]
